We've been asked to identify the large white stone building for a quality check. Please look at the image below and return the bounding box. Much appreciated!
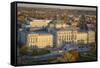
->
[26,32,53,48]
[55,29,95,47]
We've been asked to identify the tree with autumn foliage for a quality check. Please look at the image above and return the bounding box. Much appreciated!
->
[56,49,79,62]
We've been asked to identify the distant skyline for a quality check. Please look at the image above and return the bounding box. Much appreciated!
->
[17,3,96,11]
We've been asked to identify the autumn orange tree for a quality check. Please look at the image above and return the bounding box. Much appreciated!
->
[57,49,79,62]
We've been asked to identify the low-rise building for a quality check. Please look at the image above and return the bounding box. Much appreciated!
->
[55,29,95,47]
[27,32,53,48]
[76,32,88,44]
[88,31,95,43]
[29,19,51,28]
[56,29,77,47]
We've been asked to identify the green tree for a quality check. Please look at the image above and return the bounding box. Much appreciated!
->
[20,46,31,55]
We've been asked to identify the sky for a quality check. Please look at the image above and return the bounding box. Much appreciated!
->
[17,3,96,11]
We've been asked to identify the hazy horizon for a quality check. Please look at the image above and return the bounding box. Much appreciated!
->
[17,3,96,11]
